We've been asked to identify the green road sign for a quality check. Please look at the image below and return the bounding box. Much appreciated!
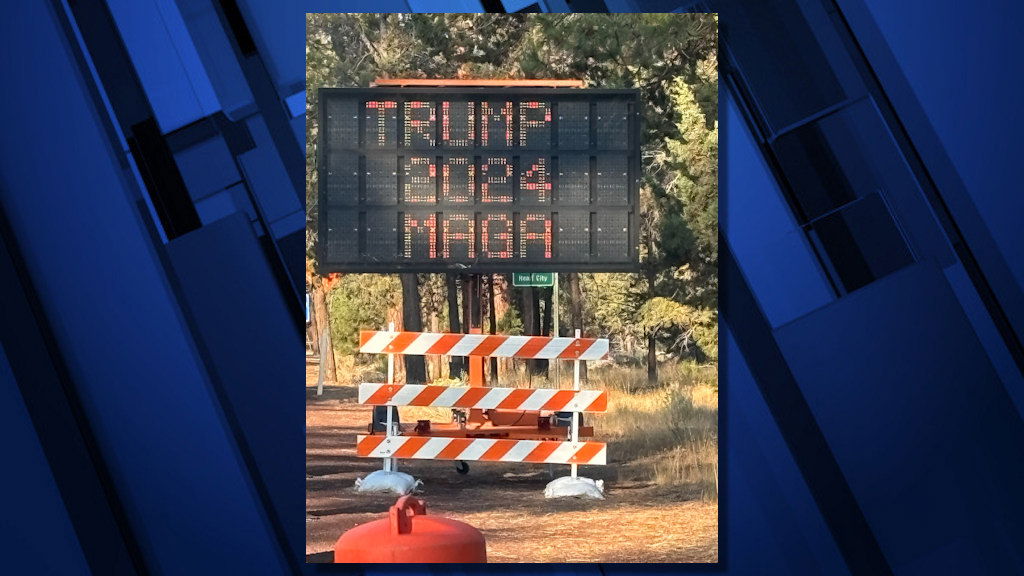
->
[512,272,554,287]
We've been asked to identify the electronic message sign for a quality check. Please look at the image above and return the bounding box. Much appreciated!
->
[317,87,640,272]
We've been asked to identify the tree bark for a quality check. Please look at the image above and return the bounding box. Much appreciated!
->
[307,296,319,354]
[523,288,545,376]
[492,274,510,322]
[462,275,485,384]
[429,312,441,380]
[568,272,588,382]
[492,274,512,380]
[386,294,404,383]
[538,287,552,375]
[541,287,552,336]
[519,285,534,379]
[446,274,463,378]
[312,283,336,382]
[487,275,498,384]
[401,273,426,383]
[532,288,542,338]
[520,287,534,331]
[646,220,658,385]
[647,332,658,385]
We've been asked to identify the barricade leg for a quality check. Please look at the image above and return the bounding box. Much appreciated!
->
[385,322,396,472]
[571,328,581,479]
[467,327,485,425]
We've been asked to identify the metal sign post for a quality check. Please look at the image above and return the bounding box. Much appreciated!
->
[553,273,559,386]
[384,321,396,473]
[553,274,559,337]
[316,329,328,397]
[571,328,581,479]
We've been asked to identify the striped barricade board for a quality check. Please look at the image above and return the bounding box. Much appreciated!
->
[359,383,608,412]
[359,331,609,360]
[356,435,607,465]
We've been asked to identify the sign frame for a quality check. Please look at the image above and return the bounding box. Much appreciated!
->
[316,86,641,273]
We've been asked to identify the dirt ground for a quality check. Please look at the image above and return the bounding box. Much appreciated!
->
[306,360,718,564]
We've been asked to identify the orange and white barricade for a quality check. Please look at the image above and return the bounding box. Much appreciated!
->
[356,325,608,482]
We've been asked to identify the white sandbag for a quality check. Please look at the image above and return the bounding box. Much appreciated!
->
[354,470,422,495]
[544,475,605,499]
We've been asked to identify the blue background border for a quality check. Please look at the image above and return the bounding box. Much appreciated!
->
[2,1,1023,574]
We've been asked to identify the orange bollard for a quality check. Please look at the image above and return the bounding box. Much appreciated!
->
[334,496,487,563]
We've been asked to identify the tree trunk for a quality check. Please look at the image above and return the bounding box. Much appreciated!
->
[429,312,442,380]
[519,285,534,379]
[568,272,588,382]
[401,274,426,383]
[487,275,498,384]
[312,284,336,382]
[492,274,511,380]
[446,274,463,378]
[541,287,552,336]
[520,287,534,331]
[523,288,545,376]
[461,275,472,332]
[647,332,658,385]
[538,287,552,376]
[462,275,486,384]
[645,223,658,385]
[485,272,497,381]
[386,297,404,383]
[532,288,542,338]
[307,296,319,354]
[492,274,510,321]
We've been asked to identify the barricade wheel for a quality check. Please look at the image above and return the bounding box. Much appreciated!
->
[455,461,470,475]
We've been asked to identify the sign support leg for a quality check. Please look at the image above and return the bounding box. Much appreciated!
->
[316,329,327,397]
[465,275,486,424]
[553,273,560,386]
[571,328,581,479]
[385,321,396,473]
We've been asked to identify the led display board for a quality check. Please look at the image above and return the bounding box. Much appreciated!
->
[317,87,640,272]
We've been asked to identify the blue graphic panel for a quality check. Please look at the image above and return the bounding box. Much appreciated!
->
[0,347,90,575]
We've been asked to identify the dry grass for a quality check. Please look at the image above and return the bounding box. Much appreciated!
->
[324,355,385,385]
[456,498,718,563]
[591,362,719,500]
[306,357,718,563]
[408,361,719,500]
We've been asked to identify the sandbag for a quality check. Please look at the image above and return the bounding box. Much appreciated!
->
[544,475,605,499]
[354,470,422,495]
